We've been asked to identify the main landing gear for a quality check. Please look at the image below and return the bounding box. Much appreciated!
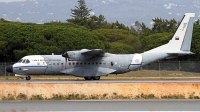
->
[26,76,31,80]
[84,76,100,80]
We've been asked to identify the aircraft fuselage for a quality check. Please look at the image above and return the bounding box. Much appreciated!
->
[11,53,142,78]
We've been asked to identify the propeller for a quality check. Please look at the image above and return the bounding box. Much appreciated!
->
[62,50,68,58]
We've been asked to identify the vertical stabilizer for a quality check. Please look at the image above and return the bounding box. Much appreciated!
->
[168,13,195,52]
[146,13,195,53]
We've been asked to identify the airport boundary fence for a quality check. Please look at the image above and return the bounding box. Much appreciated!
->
[0,61,200,76]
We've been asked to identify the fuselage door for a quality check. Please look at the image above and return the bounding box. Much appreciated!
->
[43,57,53,74]
[129,54,142,70]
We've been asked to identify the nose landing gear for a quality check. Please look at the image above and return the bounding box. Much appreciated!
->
[15,74,31,80]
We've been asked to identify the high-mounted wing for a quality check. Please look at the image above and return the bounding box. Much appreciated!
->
[81,49,105,56]
[62,49,105,61]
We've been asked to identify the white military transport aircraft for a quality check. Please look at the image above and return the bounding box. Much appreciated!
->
[6,13,195,80]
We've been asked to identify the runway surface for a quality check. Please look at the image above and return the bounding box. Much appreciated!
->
[0,100,200,111]
[1,79,200,83]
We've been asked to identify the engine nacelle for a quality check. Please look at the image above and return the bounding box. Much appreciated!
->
[62,49,94,61]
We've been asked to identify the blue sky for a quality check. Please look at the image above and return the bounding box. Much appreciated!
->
[0,0,199,26]
[0,0,21,2]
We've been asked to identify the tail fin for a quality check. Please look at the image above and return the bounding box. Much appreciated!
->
[168,13,195,52]
[147,13,195,54]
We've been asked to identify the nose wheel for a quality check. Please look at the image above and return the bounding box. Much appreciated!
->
[26,76,31,80]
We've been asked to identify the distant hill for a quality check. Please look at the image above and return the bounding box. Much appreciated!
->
[0,0,199,27]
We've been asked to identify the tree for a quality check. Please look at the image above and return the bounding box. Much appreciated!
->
[152,18,177,33]
[70,0,92,19]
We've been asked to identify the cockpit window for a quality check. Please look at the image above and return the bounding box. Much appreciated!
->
[22,59,26,63]
[26,59,30,63]
[17,59,23,63]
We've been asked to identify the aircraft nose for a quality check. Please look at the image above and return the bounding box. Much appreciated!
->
[6,65,13,73]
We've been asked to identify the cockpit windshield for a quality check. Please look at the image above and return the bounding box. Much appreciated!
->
[17,59,30,63]
[25,59,30,63]
[17,59,23,63]
[22,59,26,63]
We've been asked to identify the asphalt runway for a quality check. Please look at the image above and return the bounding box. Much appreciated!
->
[0,100,200,111]
[1,79,200,83]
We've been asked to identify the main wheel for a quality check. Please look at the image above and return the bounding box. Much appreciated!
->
[84,77,92,80]
[26,76,31,80]
[92,76,100,80]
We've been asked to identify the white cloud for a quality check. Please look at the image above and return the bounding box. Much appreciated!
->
[2,14,6,16]
[16,17,21,21]
[150,21,154,25]
[164,3,177,9]
[109,0,115,2]
[48,13,53,15]
[131,23,135,26]
[102,1,106,4]
[168,12,172,15]
[176,13,181,16]
[93,5,99,7]
[0,0,26,2]
[193,0,200,8]
[90,11,95,15]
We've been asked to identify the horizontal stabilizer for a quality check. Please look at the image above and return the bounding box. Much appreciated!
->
[167,51,195,55]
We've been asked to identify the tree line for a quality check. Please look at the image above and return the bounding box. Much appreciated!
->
[0,0,200,62]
